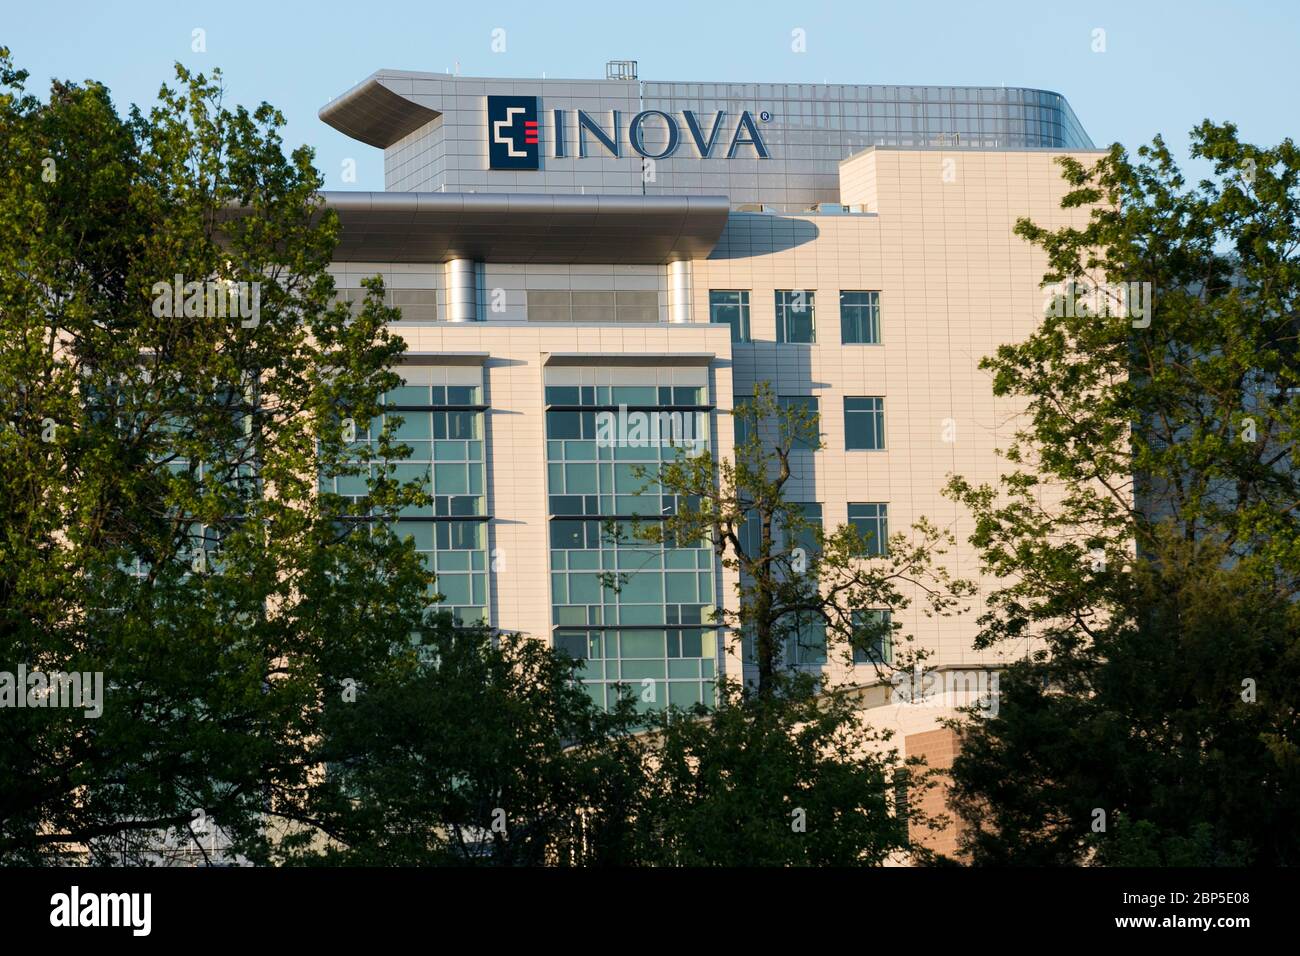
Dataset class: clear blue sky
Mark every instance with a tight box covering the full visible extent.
[3,0,1296,190]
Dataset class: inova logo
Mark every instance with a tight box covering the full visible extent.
[487,95,541,170]
[486,96,770,169]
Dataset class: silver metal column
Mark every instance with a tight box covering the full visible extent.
[668,259,693,324]
[445,258,477,323]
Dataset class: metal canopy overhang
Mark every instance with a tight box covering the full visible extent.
[399,351,491,366]
[320,192,731,265]
[319,76,441,148]
[543,352,716,367]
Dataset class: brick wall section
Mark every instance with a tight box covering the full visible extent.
[905,727,963,859]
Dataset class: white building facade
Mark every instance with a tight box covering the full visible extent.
[319,68,1102,819]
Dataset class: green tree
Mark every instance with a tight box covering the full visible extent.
[0,51,946,870]
[591,383,970,865]
[630,673,928,866]
[0,51,436,864]
[273,627,649,866]
[640,382,973,694]
[945,122,1300,865]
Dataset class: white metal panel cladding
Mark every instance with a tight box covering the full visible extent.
[319,69,1093,209]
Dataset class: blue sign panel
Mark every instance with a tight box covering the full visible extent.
[487,95,540,170]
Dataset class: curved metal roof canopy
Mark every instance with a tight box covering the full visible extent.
[319,76,440,148]
[320,192,731,265]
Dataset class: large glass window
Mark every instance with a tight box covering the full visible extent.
[786,610,827,666]
[845,396,885,450]
[775,290,816,343]
[848,502,888,556]
[738,509,762,558]
[840,291,881,344]
[709,290,751,343]
[782,504,823,666]
[851,609,893,664]
[546,376,717,712]
[322,377,489,625]
[544,385,706,407]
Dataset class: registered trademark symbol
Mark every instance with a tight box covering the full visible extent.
[759,110,772,122]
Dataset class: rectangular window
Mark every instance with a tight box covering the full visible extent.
[845,396,885,450]
[787,610,827,666]
[779,395,819,450]
[545,372,717,714]
[775,290,816,343]
[733,398,752,448]
[738,509,761,558]
[840,291,881,344]
[339,371,490,626]
[336,287,438,323]
[851,609,893,664]
[710,290,751,343]
[848,502,888,556]
[527,290,659,323]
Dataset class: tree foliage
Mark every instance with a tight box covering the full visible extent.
[641,383,973,694]
[0,50,427,864]
[945,122,1300,865]
[0,52,934,868]
[630,674,925,866]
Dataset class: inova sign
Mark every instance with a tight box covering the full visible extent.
[487,95,770,170]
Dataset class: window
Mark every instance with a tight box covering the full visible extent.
[775,290,815,343]
[733,398,753,448]
[326,374,491,626]
[710,290,751,343]
[786,609,827,665]
[738,509,762,558]
[778,395,819,450]
[335,287,438,323]
[848,502,888,556]
[545,374,718,713]
[840,291,880,344]
[527,290,659,323]
[845,396,885,450]
[851,609,893,664]
[544,385,705,407]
